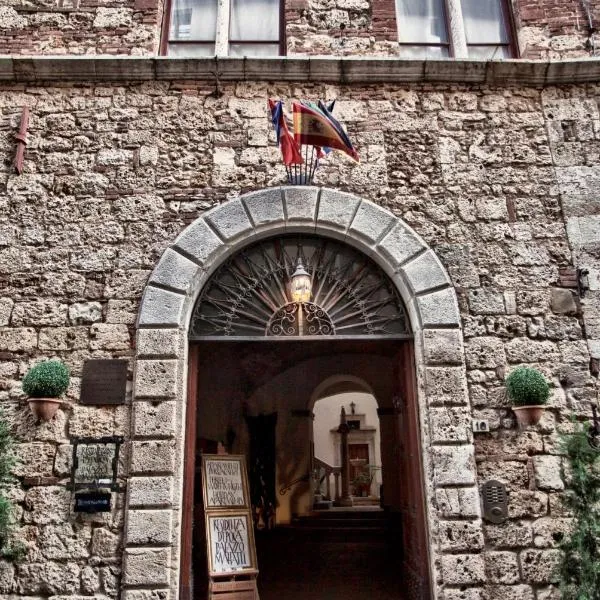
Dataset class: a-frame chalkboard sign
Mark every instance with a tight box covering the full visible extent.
[201,455,259,600]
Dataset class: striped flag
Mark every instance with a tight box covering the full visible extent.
[292,101,359,162]
[268,99,303,166]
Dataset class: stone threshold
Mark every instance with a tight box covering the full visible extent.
[0,55,599,86]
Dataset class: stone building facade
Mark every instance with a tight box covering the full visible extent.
[1,2,600,600]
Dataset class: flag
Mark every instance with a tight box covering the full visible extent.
[268,99,303,166]
[318,99,336,156]
[317,99,357,160]
[293,101,359,162]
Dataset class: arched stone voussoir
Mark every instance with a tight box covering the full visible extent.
[401,250,452,295]
[348,199,396,246]
[148,247,204,295]
[315,188,362,234]
[171,215,224,268]
[204,197,254,242]
[282,186,319,226]
[137,285,187,328]
[241,187,286,230]
[416,288,461,328]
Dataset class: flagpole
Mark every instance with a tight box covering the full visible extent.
[304,144,309,184]
[309,146,317,182]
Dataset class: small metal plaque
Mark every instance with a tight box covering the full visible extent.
[69,437,123,491]
[74,491,111,513]
[80,359,127,406]
[482,480,508,524]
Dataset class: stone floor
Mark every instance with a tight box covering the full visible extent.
[255,509,405,600]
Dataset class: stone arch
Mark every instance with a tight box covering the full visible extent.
[310,374,375,406]
[124,187,479,600]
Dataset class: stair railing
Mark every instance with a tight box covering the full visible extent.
[313,457,341,502]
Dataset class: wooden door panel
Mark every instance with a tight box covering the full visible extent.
[396,343,431,600]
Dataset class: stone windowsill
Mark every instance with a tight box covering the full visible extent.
[0,56,599,85]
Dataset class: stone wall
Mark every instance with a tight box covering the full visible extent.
[2,0,600,58]
[0,76,599,599]
[0,0,161,56]
[515,0,600,58]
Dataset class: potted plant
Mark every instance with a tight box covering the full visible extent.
[505,366,550,428]
[22,360,70,422]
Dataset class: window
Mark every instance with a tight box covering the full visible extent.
[166,0,282,57]
[395,0,514,59]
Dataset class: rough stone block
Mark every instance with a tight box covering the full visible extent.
[242,188,285,227]
[520,549,561,584]
[349,200,394,244]
[377,222,425,268]
[23,486,70,525]
[551,288,578,315]
[128,476,174,508]
[90,323,131,351]
[402,250,451,294]
[137,328,182,358]
[123,548,171,586]
[130,441,176,475]
[429,407,471,443]
[486,585,535,600]
[137,286,186,328]
[484,522,533,549]
[532,456,564,491]
[532,517,572,548]
[417,288,460,327]
[284,186,318,224]
[0,327,37,351]
[507,491,548,519]
[174,217,224,266]
[68,301,102,324]
[149,248,202,294]
[422,329,465,365]
[440,554,485,585]
[468,289,506,315]
[69,405,127,438]
[133,401,176,438]
[123,590,169,600]
[435,487,481,518]
[126,510,172,545]
[506,338,561,363]
[14,442,55,478]
[485,551,520,584]
[439,520,484,551]
[316,188,361,232]
[134,360,178,399]
[205,199,253,241]
[432,445,476,486]
[464,337,506,369]
[424,367,468,405]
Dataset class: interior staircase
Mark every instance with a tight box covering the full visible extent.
[255,508,404,600]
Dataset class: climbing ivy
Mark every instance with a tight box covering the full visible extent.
[559,425,600,600]
[0,412,24,561]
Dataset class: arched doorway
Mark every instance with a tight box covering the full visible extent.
[125,187,479,600]
[185,232,428,599]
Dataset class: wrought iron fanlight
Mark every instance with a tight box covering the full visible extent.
[190,235,411,339]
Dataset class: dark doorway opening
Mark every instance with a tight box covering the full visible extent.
[181,339,430,600]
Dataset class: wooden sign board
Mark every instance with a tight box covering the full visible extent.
[202,455,250,509]
[205,511,257,577]
[80,359,127,405]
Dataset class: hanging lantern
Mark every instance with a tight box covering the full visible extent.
[290,259,312,303]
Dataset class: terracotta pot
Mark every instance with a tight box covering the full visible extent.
[28,397,64,422]
[512,405,546,428]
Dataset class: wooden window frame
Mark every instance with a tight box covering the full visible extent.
[160,0,287,56]
[395,0,518,59]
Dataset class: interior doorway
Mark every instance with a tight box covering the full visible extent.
[182,339,430,600]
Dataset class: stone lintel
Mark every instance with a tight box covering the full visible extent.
[1,56,600,85]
